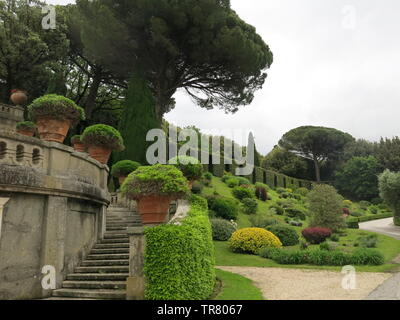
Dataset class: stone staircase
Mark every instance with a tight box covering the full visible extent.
[50,205,142,300]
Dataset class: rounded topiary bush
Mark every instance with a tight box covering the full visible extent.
[211,218,237,241]
[229,228,282,254]
[226,178,239,188]
[302,227,332,244]
[121,164,189,199]
[241,198,258,215]
[168,156,203,181]
[111,160,141,178]
[237,177,250,186]
[210,197,239,220]
[232,186,254,200]
[266,225,300,246]
[28,94,85,126]
[82,124,125,151]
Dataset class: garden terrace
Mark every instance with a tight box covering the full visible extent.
[0,119,110,299]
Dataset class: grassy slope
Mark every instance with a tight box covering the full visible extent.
[203,177,400,273]
[214,269,264,300]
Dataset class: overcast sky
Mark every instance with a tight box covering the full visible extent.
[48,0,400,154]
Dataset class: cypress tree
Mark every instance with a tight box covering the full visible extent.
[115,74,160,165]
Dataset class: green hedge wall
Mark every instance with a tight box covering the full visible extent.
[144,195,215,300]
[205,164,314,190]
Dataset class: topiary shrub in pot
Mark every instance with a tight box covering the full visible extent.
[28,94,85,143]
[168,156,203,188]
[16,121,36,137]
[111,160,141,185]
[121,164,189,225]
[71,135,85,152]
[82,124,124,164]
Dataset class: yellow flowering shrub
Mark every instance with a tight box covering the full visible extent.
[229,228,282,254]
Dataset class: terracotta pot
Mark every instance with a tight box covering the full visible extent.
[87,145,112,164]
[118,176,127,186]
[36,116,71,143]
[136,195,172,225]
[17,129,34,137]
[73,142,86,153]
[10,91,28,105]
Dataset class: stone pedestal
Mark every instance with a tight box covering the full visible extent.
[126,226,145,300]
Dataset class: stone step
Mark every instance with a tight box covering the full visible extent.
[86,253,129,260]
[75,266,129,273]
[105,229,130,234]
[52,289,126,300]
[66,273,129,281]
[62,281,126,290]
[106,221,140,225]
[91,248,129,254]
[106,218,141,222]
[100,238,129,244]
[81,259,129,267]
[94,243,129,249]
[103,233,129,239]
[106,227,127,231]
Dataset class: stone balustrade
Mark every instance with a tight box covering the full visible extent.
[0,109,111,299]
[0,103,24,131]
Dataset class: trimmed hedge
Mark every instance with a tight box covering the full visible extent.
[144,195,215,300]
[260,247,384,266]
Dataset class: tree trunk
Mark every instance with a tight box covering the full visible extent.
[313,157,321,182]
[84,69,102,121]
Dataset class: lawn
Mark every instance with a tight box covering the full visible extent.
[204,175,400,273]
[214,269,264,300]
[214,238,400,273]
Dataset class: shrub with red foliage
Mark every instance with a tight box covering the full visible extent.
[342,208,350,216]
[255,186,268,201]
[301,227,332,244]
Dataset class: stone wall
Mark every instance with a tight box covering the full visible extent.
[0,122,110,299]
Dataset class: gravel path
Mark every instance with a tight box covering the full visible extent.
[359,218,400,299]
[217,266,391,300]
[359,218,400,240]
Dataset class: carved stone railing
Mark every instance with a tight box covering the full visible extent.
[0,103,24,131]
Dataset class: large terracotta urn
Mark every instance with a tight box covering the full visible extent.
[36,116,71,143]
[136,195,172,225]
[72,141,86,153]
[87,145,112,164]
[10,90,28,106]
[17,129,35,137]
